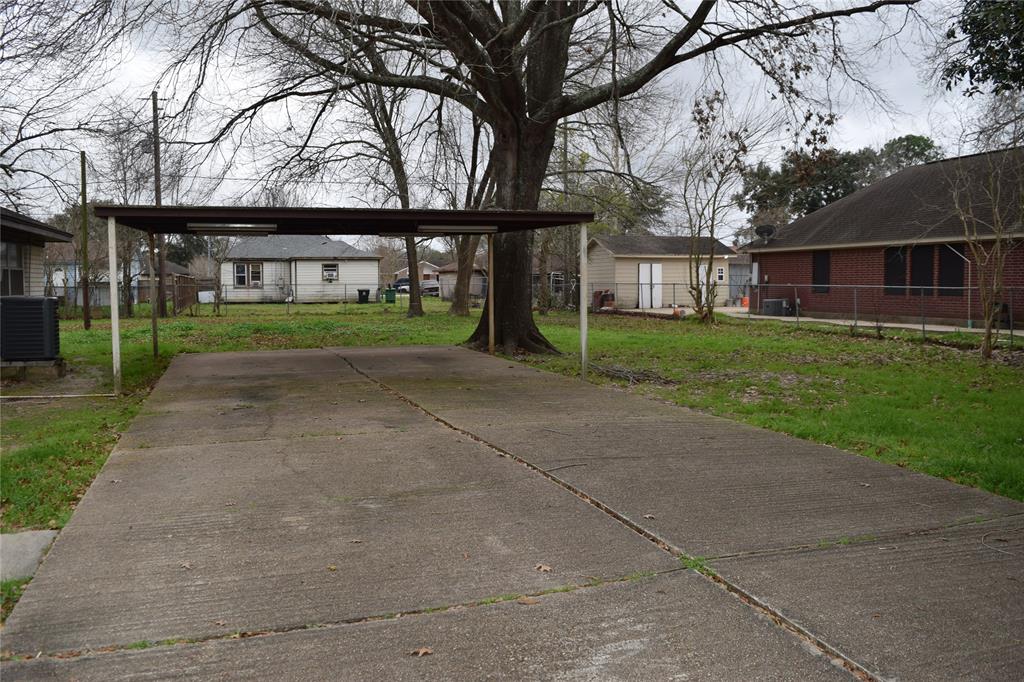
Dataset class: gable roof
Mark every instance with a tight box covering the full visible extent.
[745,146,1024,253]
[437,258,487,274]
[1,207,73,244]
[590,234,733,257]
[226,234,378,260]
[395,260,441,275]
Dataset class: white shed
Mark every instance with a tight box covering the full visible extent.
[587,235,736,309]
[221,235,380,303]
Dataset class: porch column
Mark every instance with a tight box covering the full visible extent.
[580,223,588,380]
[106,217,122,394]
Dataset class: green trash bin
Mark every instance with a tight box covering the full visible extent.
[384,288,396,304]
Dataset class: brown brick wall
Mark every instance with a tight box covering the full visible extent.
[749,243,1024,324]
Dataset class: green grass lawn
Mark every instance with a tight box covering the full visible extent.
[2,299,1022,538]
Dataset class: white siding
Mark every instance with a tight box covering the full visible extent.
[221,261,291,302]
[294,260,379,302]
[438,271,486,300]
[586,244,616,294]
[605,255,732,309]
[25,244,46,296]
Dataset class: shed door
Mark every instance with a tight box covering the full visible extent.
[638,262,662,308]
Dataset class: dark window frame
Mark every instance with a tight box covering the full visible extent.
[1,241,25,296]
[811,250,830,294]
[884,247,906,296]
[910,245,934,297]
[938,244,965,297]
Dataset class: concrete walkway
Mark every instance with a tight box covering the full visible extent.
[3,347,1021,680]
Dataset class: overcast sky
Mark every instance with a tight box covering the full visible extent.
[21,1,983,228]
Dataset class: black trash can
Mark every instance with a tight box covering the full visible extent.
[357,289,370,304]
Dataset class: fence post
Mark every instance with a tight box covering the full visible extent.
[853,286,858,334]
[920,288,926,340]
[1010,289,1015,349]
[794,286,799,325]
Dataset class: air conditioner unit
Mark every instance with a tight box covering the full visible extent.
[1,296,60,361]
[323,273,338,281]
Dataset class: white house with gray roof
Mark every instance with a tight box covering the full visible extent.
[222,235,380,303]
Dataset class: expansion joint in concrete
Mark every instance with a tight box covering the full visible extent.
[330,349,887,682]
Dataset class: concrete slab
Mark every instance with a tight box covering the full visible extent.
[2,571,847,681]
[0,531,57,581]
[6,345,1022,680]
[713,517,1024,680]
[1,352,675,654]
[338,346,1023,557]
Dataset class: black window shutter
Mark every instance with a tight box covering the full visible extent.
[938,244,965,296]
[884,247,906,295]
[812,251,830,293]
[910,245,934,296]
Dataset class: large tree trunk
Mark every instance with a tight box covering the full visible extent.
[466,122,560,353]
[449,234,480,316]
[405,236,423,317]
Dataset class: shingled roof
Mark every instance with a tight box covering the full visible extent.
[745,146,1024,253]
[590,234,733,257]
[226,235,378,260]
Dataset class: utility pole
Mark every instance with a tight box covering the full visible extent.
[152,90,168,318]
[80,150,91,330]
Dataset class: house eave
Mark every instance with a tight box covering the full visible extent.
[744,232,1024,254]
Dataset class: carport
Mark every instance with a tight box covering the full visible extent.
[92,205,594,392]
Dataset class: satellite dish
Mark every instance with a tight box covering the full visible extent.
[754,224,776,241]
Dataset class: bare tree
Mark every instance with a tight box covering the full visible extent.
[679,92,774,321]
[12,0,921,351]
[945,147,1023,360]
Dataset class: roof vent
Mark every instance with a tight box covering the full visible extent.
[754,224,776,243]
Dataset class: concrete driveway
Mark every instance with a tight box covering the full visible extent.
[3,347,1021,680]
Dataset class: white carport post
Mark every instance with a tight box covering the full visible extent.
[106,216,122,394]
[487,234,495,354]
[579,222,588,381]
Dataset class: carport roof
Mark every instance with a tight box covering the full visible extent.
[93,204,594,235]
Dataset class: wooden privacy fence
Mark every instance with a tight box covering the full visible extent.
[137,273,200,315]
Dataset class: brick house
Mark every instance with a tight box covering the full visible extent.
[744,147,1023,326]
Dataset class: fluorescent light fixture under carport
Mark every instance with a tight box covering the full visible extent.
[416,225,497,234]
[187,223,277,235]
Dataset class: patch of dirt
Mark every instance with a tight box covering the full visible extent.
[1,360,104,396]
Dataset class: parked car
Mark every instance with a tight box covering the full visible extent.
[395,279,439,296]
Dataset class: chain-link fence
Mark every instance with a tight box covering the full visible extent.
[585,278,746,311]
[745,282,1020,331]
[49,278,200,319]
[578,279,1019,342]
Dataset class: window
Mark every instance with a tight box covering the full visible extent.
[716,267,725,282]
[938,244,965,296]
[1,241,25,296]
[322,263,339,281]
[910,245,934,296]
[884,247,906,295]
[811,251,830,293]
[233,262,262,288]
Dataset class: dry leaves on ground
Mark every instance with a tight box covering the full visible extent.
[410,647,433,657]
[535,563,552,573]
